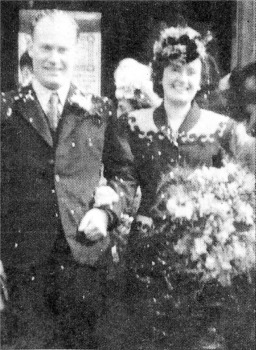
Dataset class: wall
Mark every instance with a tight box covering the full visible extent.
[231,0,255,69]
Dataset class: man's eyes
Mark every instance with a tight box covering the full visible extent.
[41,45,68,54]
[170,65,181,72]
[58,47,68,54]
[170,66,197,75]
[42,45,52,51]
[187,68,197,75]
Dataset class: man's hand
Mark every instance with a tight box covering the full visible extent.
[78,208,109,241]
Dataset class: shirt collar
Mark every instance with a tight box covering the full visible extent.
[153,101,201,134]
[32,78,70,113]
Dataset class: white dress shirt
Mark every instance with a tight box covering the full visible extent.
[32,78,70,116]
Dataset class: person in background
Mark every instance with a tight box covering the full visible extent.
[114,57,162,118]
[19,51,33,87]
[95,58,162,280]
[1,10,115,349]
[112,57,162,215]
[195,53,227,114]
[223,62,256,137]
[84,25,255,349]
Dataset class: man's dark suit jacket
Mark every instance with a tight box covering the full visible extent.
[1,84,113,269]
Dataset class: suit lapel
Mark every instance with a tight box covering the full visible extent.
[17,86,53,147]
[57,84,83,143]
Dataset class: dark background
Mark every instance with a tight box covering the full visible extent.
[1,1,236,99]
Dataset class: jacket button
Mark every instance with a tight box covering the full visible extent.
[55,174,60,182]
[48,159,54,165]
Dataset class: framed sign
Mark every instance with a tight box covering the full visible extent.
[19,10,102,95]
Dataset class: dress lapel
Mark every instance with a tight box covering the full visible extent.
[17,86,53,147]
[178,102,201,134]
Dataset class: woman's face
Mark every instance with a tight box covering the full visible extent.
[162,58,202,106]
[117,98,134,118]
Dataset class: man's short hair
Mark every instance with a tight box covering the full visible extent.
[30,9,79,40]
[20,51,33,71]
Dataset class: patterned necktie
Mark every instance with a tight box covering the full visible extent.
[47,92,60,130]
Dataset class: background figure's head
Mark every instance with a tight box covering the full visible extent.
[28,10,79,90]
[114,58,162,118]
[19,51,33,87]
[227,62,256,136]
[151,25,213,106]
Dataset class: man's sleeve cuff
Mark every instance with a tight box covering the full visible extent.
[104,208,118,231]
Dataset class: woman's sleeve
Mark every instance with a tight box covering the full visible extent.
[102,114,139,223]
[226,119,255,172]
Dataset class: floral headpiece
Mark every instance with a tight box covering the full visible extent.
[153,26,207,64]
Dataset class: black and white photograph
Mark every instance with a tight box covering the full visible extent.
[1,1,255,349]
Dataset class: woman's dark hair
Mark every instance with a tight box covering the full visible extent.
[152,55,214,98]
[151,26,219,99]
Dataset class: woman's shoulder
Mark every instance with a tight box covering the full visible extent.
[128,107,158,134]
[199,108,231,124]
[190,108,233,136]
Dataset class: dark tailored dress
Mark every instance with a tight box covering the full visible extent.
[1,84,113,349]
[103,102,250,220]
[102,102,254,349]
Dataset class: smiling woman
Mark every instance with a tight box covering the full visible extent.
[101,23,255,350]
[151,26,207,130]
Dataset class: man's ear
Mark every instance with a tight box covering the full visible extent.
[27,39,33,59]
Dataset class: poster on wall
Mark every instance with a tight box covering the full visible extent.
[19,10,102,95]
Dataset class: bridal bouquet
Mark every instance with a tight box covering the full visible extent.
[125,162,255,346]
[152,161,255,287]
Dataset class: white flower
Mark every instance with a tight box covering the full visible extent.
[232,241,247,260]
[94,186,119,208]
[217,230,231,245]
[193,237,207,256]
[69,92,93,113]
[205,255,216,270]
[197,193,215,216]
[235,201,254,225]
[167,196,194,220]
[174,236,190,255]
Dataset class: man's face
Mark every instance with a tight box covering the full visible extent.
[29,16,77,90]
[162,58,201,106]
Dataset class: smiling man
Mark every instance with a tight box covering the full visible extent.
[30,11,77,91]
[1,10,114,349]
